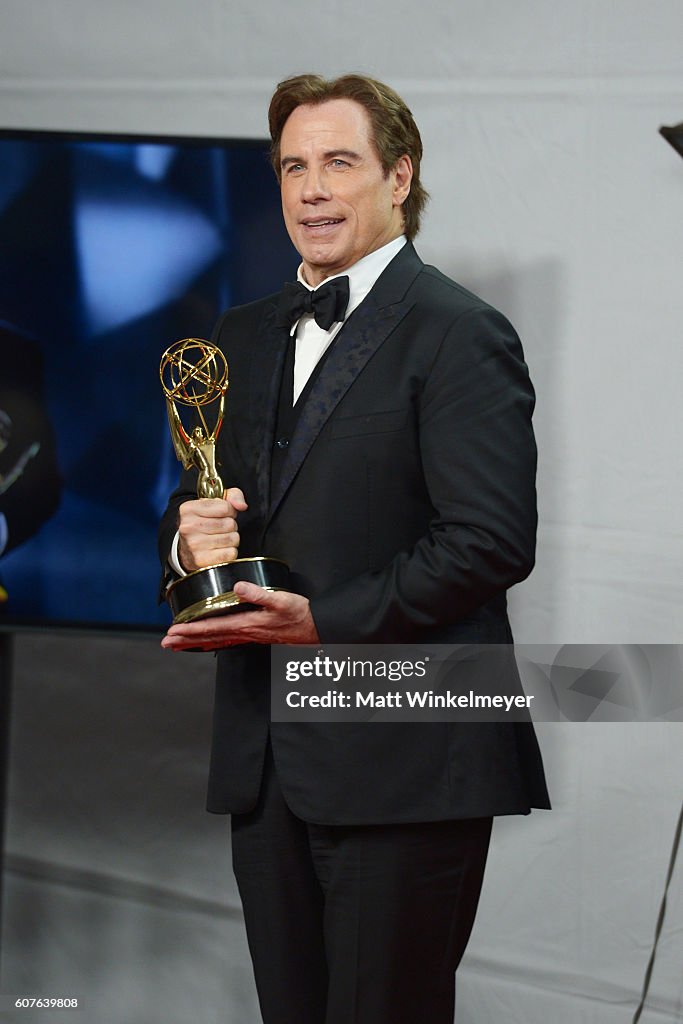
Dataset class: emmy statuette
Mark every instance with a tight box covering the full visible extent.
[160,338,291,624]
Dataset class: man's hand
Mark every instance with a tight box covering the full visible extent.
[161,581,320,651]
[177,487,247,572]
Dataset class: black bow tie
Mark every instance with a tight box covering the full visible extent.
[276,276,350,332]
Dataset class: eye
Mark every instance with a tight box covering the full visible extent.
[330,158,349,169]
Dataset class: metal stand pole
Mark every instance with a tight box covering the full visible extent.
[0,631,14,971]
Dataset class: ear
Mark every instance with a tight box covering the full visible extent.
[392,155,413,207]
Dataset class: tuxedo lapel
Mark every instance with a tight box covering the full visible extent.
[267,243,423,521]
[248,299,290,523]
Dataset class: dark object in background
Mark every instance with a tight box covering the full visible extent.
[0,326,61,556]
[659,121,683,160]
[0,130,295,631]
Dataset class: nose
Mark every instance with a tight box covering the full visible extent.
[300,166,331,203]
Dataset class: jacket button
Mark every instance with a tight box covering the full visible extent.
[276,437,289,449]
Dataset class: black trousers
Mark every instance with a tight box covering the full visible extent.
[230,745,492,1024]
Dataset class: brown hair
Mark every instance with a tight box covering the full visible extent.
[268,73,429,241]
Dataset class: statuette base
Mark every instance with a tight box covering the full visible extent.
[167,556,292,625]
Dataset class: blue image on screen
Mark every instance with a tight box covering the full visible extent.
[0,131,296,630]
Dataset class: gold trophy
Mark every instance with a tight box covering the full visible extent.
[160,338,291,624]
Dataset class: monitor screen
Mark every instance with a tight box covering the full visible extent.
[0,129,296,631]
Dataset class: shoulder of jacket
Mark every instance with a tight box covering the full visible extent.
[408,263,522,356]
[415,264,498,317]
[212,291,280,337]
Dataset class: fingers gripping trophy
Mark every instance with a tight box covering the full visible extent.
[160,338,291,624]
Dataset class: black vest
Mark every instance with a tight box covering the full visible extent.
[270,326,340,493]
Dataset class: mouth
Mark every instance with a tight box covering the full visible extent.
[301,217,344,231]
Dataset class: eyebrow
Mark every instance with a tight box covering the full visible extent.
[280,149,362,169]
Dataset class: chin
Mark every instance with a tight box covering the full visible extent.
[305,251,345,273]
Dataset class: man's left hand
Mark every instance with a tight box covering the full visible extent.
[161,581,320,651]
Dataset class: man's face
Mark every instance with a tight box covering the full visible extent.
[279,99,412,286]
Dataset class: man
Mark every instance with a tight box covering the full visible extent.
[159,73,549,1024]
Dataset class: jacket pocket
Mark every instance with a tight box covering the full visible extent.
[330,409,408,439]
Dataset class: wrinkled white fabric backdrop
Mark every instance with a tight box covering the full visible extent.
[1,2,682,1022]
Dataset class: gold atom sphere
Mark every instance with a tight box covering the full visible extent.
[160,338,229,407]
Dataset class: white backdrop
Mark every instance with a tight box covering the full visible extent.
[1,2,682,1022]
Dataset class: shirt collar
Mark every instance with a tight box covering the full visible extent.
[293,235,406,333]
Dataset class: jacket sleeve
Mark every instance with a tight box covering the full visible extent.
[308,306,537,642]
[156,467,198,602]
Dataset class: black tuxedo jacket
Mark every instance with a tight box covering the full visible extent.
[159,243,550,822]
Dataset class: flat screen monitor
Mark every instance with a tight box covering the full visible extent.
[0,129,296,631]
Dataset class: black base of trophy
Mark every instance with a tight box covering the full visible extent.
[166,556,292,625]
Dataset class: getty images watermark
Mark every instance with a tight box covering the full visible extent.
[271,645,683,722]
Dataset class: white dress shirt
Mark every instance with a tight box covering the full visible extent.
[169,235,406,576]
